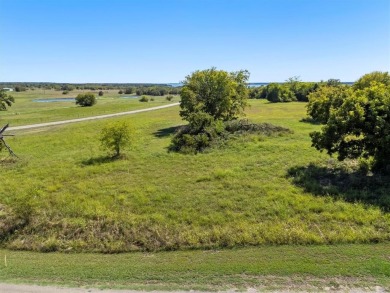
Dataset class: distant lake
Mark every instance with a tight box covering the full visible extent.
[167,82,353,88]
[167,82,275,88]
[33,98,75,103]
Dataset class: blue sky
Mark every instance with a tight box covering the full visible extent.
[0,0,389,83]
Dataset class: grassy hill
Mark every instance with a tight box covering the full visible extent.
[0,99,389,252]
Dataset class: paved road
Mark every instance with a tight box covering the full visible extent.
[8,103,180,131]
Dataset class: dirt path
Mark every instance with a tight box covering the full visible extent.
[0,283,239,293]
[0,283,384,293]
[7,103,180,131]
[0,283,195,293]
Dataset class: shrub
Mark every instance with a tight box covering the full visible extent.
[100,121,133,157]
[249,87,266,99]
[62,90,69,95]
[166,95,174,101]
[170,115,291,154]
[14,86,26,92]
[118,90,123,94]
[139,96,149,102]
[75,93,96,107]
[125,88,134,94]
[98,91,104,96]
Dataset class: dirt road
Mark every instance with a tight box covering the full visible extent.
[8,103,180,131]
[0,283,384,293]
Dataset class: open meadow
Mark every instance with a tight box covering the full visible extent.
[0,94,389,290]
[0,89,177,126]
[1,96,389,251]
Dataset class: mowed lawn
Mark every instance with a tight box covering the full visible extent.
[1,243,389,290]
[0,99,389,253]
[0,89,177,126]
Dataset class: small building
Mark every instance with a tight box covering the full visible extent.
[2,88,14,92]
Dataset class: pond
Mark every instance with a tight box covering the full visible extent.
[33,98,76,103]
[121,96,140,99]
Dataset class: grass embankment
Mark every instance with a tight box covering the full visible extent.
[0,89,177,126]
[1,244,389,291]
[0,100,389,252]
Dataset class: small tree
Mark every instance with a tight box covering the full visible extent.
[100,121,133,157]
[98,90,104,96]
[75,93,96,107]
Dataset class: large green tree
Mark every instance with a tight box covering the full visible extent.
[179,68,249,122]
[309,72,390,170]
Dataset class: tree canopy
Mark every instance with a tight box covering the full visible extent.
[308,71,390,170]
[0,90,15,111]
[353,71,390,90]
[100,121,133,157]
[179,68,249,122]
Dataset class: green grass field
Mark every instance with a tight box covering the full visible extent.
[1,244,389,291]
[1,96,389,253]
[1,92,389,290]
[0,89,177,126]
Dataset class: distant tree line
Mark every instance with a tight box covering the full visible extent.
[248,78,348,102]
[0,82,182,93]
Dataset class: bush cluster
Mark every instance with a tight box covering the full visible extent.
[249,80,320,103]
[136,86,180,96]
[75,93,97,107]
[139,96,149,102]
[170,114,291,154]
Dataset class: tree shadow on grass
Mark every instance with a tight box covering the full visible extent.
[299,117,321,125]
[153,126,182,138]
[287,162,390,212]
[81,155,122,166]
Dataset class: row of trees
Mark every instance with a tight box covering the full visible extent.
[134,86,180,96]
[248,78,346,103]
